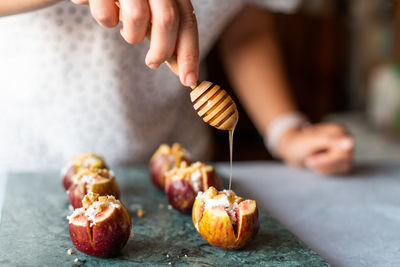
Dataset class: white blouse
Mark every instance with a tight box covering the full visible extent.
[0,0,299,172]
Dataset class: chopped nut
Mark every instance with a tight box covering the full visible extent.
[98,196,108,202]
[137,209,146,218]
[74,258,79,263]
[129,204,143,213]
[82,192,99,209]
[67,248,73,255]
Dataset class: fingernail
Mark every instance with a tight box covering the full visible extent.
[184,72,197,87]
[148,63,160,69]
[339,138,353,150]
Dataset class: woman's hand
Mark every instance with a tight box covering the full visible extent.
[71,0,199,87]
[277,123,354,175]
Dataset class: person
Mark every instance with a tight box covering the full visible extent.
[0,0,353,175]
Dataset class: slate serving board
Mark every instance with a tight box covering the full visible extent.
[0,167,328,266]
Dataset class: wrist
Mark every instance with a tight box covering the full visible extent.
[264,111,309,158]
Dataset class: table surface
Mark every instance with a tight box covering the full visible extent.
[2,161,400,267]
[217,161,400,267]
[0,167,327,267]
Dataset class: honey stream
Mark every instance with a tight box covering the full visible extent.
[228,127,235,190]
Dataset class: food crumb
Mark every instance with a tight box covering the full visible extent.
[129,203,143,213]
[185,254,187,257]
[137,209,146,218]
[166,254,170,258]
[168,204,172,210]
[74,258,79,263]
[130,229,134,238]
[168,263,171,265]
[67,248,73,255]
[159,203,164,209]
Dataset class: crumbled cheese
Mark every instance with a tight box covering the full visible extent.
[74,258,79,263]
[195,191,203,199]
[204,195,238,225]
[190,170,202,192]
[222,189,231,197]
[67,208,86,223]
[167,204,172,210]
[166,254,170,258]
[185,254,188,257]
[204,195,230,210]
[67,201,121,227]
[67,248,73,255]
[81,175,96,192]
[83,157,97,168]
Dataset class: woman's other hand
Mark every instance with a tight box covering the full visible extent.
[277,123,354,175]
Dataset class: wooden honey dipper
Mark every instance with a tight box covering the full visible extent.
[167,57,239,130]
[115,2,238,130]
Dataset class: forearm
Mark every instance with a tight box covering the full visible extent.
[218,6,297,135]
[0,0,62,17]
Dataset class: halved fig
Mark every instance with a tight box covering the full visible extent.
[165,162,222,214]
[149,143,191,190]
[68,168,120,209]
[67,192,132,257]
[62,153,107,190]
[192,187,259,249]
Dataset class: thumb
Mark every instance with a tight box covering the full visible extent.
[336,137,354,152]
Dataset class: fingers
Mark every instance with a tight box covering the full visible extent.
[174,0,199,87]
[89,0,119,28]
[119,0,150,44]
[305,136,354,175]
[146,0,180,69]
[305,149,352,175]
[71,0,89,5]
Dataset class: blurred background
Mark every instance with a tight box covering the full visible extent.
[209,0,400,162]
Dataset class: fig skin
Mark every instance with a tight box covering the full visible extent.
[62,166,76,190]
[69,201,132,257]
[62,153,107,190]
[149,154,171,191]
[192,187,259,250]
[165,163,222,214]
[149,144,191,191]
[166,179,197,214]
